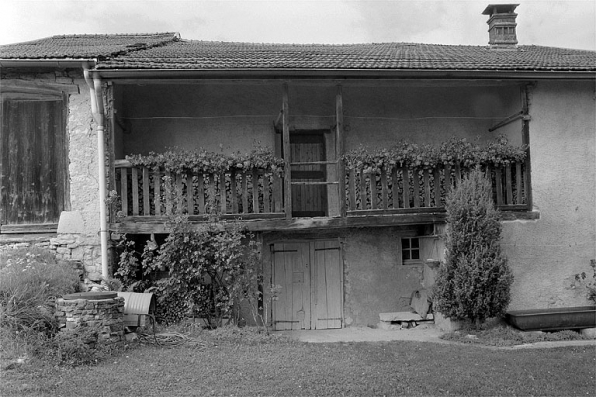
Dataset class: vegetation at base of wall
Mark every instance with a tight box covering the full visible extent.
[0,247,81,334]
[342,136,527,172]
[0,247,124,367]
[114,214,264,328]
[433,168,514,327]
[126,145,284,176]
[570,259,596,304]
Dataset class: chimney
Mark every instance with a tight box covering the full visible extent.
[482,4,519,48]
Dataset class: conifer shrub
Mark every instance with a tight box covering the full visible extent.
[434,168,514,327]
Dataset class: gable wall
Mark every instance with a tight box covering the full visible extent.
[502,80,596,309]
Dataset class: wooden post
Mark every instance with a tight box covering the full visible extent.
[197,174,205,214]
[153,171,161,216]
[186,173,194,215]
[282,83,292,219]
[120,168,128,216]
[143,167,150,216]
[522,84,533,208]
[336,85,346,218]
[252,169,260,214]
[131,167,139,215]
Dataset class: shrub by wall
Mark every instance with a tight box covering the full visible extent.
[434,168,514,327]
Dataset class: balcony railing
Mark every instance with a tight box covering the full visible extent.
[113,160,285,220]
[113,159,529,223]
[345,162,529,214]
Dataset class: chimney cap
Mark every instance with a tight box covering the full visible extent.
[482,4,519,16]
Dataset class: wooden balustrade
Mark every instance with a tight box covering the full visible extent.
[345,161,529,215]
[114,161,284,219]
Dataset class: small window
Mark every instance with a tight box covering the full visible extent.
[401,237,421,264]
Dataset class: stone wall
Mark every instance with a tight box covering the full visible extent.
[1,69,103,282]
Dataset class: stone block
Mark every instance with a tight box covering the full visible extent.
[434,312,463,333]
[57,211,85,234]
[580,328,596,339]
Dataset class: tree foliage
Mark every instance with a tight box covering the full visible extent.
[434,168,514,326]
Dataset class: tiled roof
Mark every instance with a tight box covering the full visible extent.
[0,33,180,59]
[1,34,594,72]
[97,41,596,72]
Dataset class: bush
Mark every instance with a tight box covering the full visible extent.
[115,215,262,328]
[0,247,81,334]
[434,168,514,327]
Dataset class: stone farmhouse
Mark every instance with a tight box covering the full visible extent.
[1,4,594,328]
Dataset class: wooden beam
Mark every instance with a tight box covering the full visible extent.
[282,83,292,219]
[522,84,533,209]
[336,85,346,218]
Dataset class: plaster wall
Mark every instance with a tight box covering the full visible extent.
[117,81,523,158]
[502,80,596,309]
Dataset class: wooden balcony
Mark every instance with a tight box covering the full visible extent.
[111,159,536,234]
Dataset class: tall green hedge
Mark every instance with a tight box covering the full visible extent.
[434,168,514,327]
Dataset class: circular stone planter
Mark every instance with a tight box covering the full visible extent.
[55,291,125,346]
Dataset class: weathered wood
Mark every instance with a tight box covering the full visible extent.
[0,223,59,234]
[252,169,260,214]
[348,169,356,211]
[433,168,441,207]
[153,171,161,216]
[131,167,139,215]
[454,164,461,185]
[515,162,523,204]
[336,85,346,218]
[219,172,227,213]
[413,169,421,207]
[423,169,430,207]
[282,83,292,219]
[230,170,238,214]
[143,168,150,216]
[495,167,503,206]
[197,174,205,214]
[272,174,282,213]
[359,171,367,210]
[165,171,173,215]
[263,174,271,213]
[120,168,128,216]
[444,164,452,192]
[381,168,388,210]
[186,173,194,215]
[505,164,513,204]
[369,173,377,210]
[392,169,399,209]
[242,173,249,213]
[402,168,410,209]
[208,173,216,212]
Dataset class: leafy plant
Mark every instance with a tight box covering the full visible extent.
[126,145,284,176]
[342,136,527,173]
[433,167,514,327]
[115,214,263,328]
[570,259,596,304]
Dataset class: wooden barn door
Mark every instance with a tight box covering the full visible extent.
[290,132,327,217]
[1,98,68,226]
[272,240,343,330]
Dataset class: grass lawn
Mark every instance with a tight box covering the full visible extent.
[1,333,595,397]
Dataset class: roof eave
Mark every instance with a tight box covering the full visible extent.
[0,59,97,68]
[95,68,596,80]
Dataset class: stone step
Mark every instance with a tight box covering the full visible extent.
[379,312,434,322]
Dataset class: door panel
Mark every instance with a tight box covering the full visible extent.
[272,240,342,330]
[313,241,342,329]
[290,133,327,217]
[272,243,311,330]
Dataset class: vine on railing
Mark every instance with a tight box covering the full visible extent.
[126,146,285,176]
[342,136,527,174]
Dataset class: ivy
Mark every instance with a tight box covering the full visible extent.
[342,136,527,173]
[126,145,284,176]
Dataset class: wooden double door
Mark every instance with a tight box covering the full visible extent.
[271,240,343,330]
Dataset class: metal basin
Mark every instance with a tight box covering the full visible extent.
[506,306,596,331]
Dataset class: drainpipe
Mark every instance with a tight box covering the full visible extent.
[82,63,109,279]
